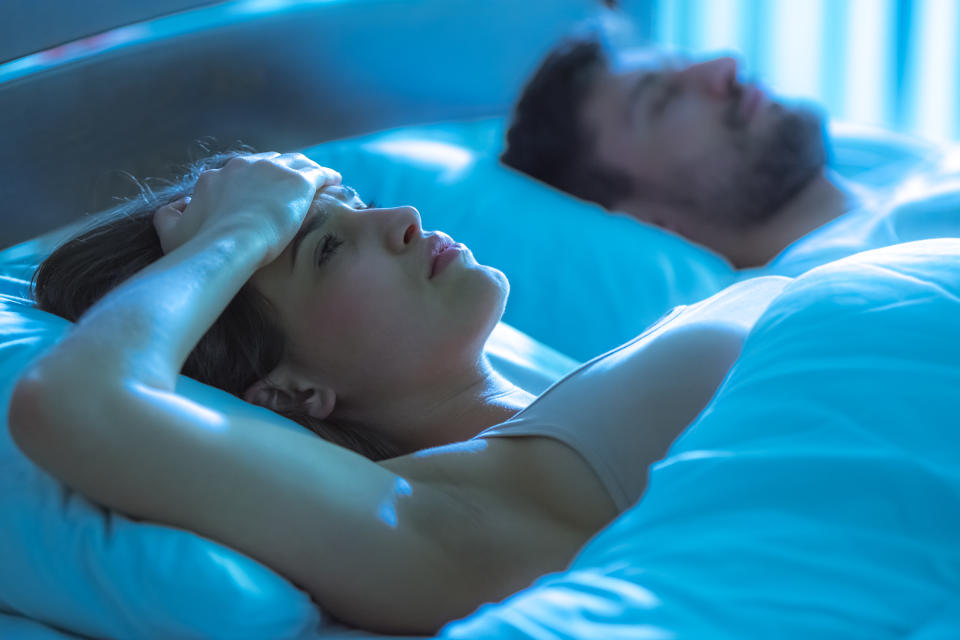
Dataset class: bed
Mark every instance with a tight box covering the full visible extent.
[2,1,959,638]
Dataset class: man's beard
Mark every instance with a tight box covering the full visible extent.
[722,100,829,227]
[657,99,829,230]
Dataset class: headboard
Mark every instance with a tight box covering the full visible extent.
[0,0,601,249]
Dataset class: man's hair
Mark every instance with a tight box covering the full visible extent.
[32,152,401,461]
[501,34,633,210]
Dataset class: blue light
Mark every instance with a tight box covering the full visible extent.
[845,0,895,128]
[907,0,959,141]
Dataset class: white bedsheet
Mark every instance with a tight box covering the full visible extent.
[435,239,960,640]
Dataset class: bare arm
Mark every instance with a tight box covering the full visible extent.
[7,155,477,633]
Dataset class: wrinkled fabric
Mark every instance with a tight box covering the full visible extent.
[441,240,960,640]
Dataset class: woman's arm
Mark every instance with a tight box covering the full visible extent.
[7,155,477,633]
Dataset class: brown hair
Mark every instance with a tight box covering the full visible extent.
[32,152,401,461]
[501,33,634,210]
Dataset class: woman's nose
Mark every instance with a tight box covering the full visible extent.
[371,205,422,251]
[679,56,739,97]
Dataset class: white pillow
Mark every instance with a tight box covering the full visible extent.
[0,233,573,639]
[438,239,960,639]
[304,119,737,361]
[828,120,942,190]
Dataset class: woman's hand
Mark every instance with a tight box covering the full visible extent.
[154,152,341,267]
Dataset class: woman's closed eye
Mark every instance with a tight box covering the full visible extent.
[315,233,344,268]
[311,198,379,268]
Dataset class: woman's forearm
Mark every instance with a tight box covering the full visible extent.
[16,153,337,433]
[33,226,269,392]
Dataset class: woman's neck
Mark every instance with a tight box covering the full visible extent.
[418,371,534,449]
[335,361,535,454]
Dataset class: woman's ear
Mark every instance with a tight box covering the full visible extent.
[243,373,336,420]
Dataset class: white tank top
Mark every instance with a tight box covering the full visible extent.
[474,276,791,511]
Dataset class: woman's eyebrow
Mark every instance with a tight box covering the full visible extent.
[290,207,330,270]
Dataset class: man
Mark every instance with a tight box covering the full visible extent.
[502,34,891,271]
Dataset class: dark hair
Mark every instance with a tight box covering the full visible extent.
[32,152,402,461]
[501,34,634,210]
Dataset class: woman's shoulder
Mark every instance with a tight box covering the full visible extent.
[380,435,616,610]
[383,435,617,534]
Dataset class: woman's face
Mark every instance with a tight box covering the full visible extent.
[251,185,509,410]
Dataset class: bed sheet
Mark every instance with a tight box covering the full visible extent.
[434,239,960,639]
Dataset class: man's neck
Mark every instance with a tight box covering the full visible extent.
[724,170,862,268]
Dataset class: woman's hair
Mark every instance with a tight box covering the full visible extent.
[33,152,402,461]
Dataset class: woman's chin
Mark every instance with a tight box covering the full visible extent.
[482,265,510,302]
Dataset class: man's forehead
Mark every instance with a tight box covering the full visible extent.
[607,47,683,75]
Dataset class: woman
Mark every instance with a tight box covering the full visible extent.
[9,152,788,634]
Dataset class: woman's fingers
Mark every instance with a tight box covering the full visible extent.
[225,152,341,185]
[271,152,343,189]
[320,166,343,188]
[153,152,342,258]
[153,197,191,254]
[303,165,343,191]
[153,200,186,254]
[169,196,191,213]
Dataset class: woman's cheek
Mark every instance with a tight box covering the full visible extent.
[323,269,394,333]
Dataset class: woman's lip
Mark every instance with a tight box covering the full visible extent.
[430,243,466,278]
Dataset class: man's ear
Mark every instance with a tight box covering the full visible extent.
[242,364,336,419]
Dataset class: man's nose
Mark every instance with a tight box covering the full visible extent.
[678,56,739,98]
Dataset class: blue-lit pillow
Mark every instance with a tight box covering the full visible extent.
[0,246,325,638]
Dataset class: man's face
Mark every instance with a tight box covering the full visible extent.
[581,52,827,234]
